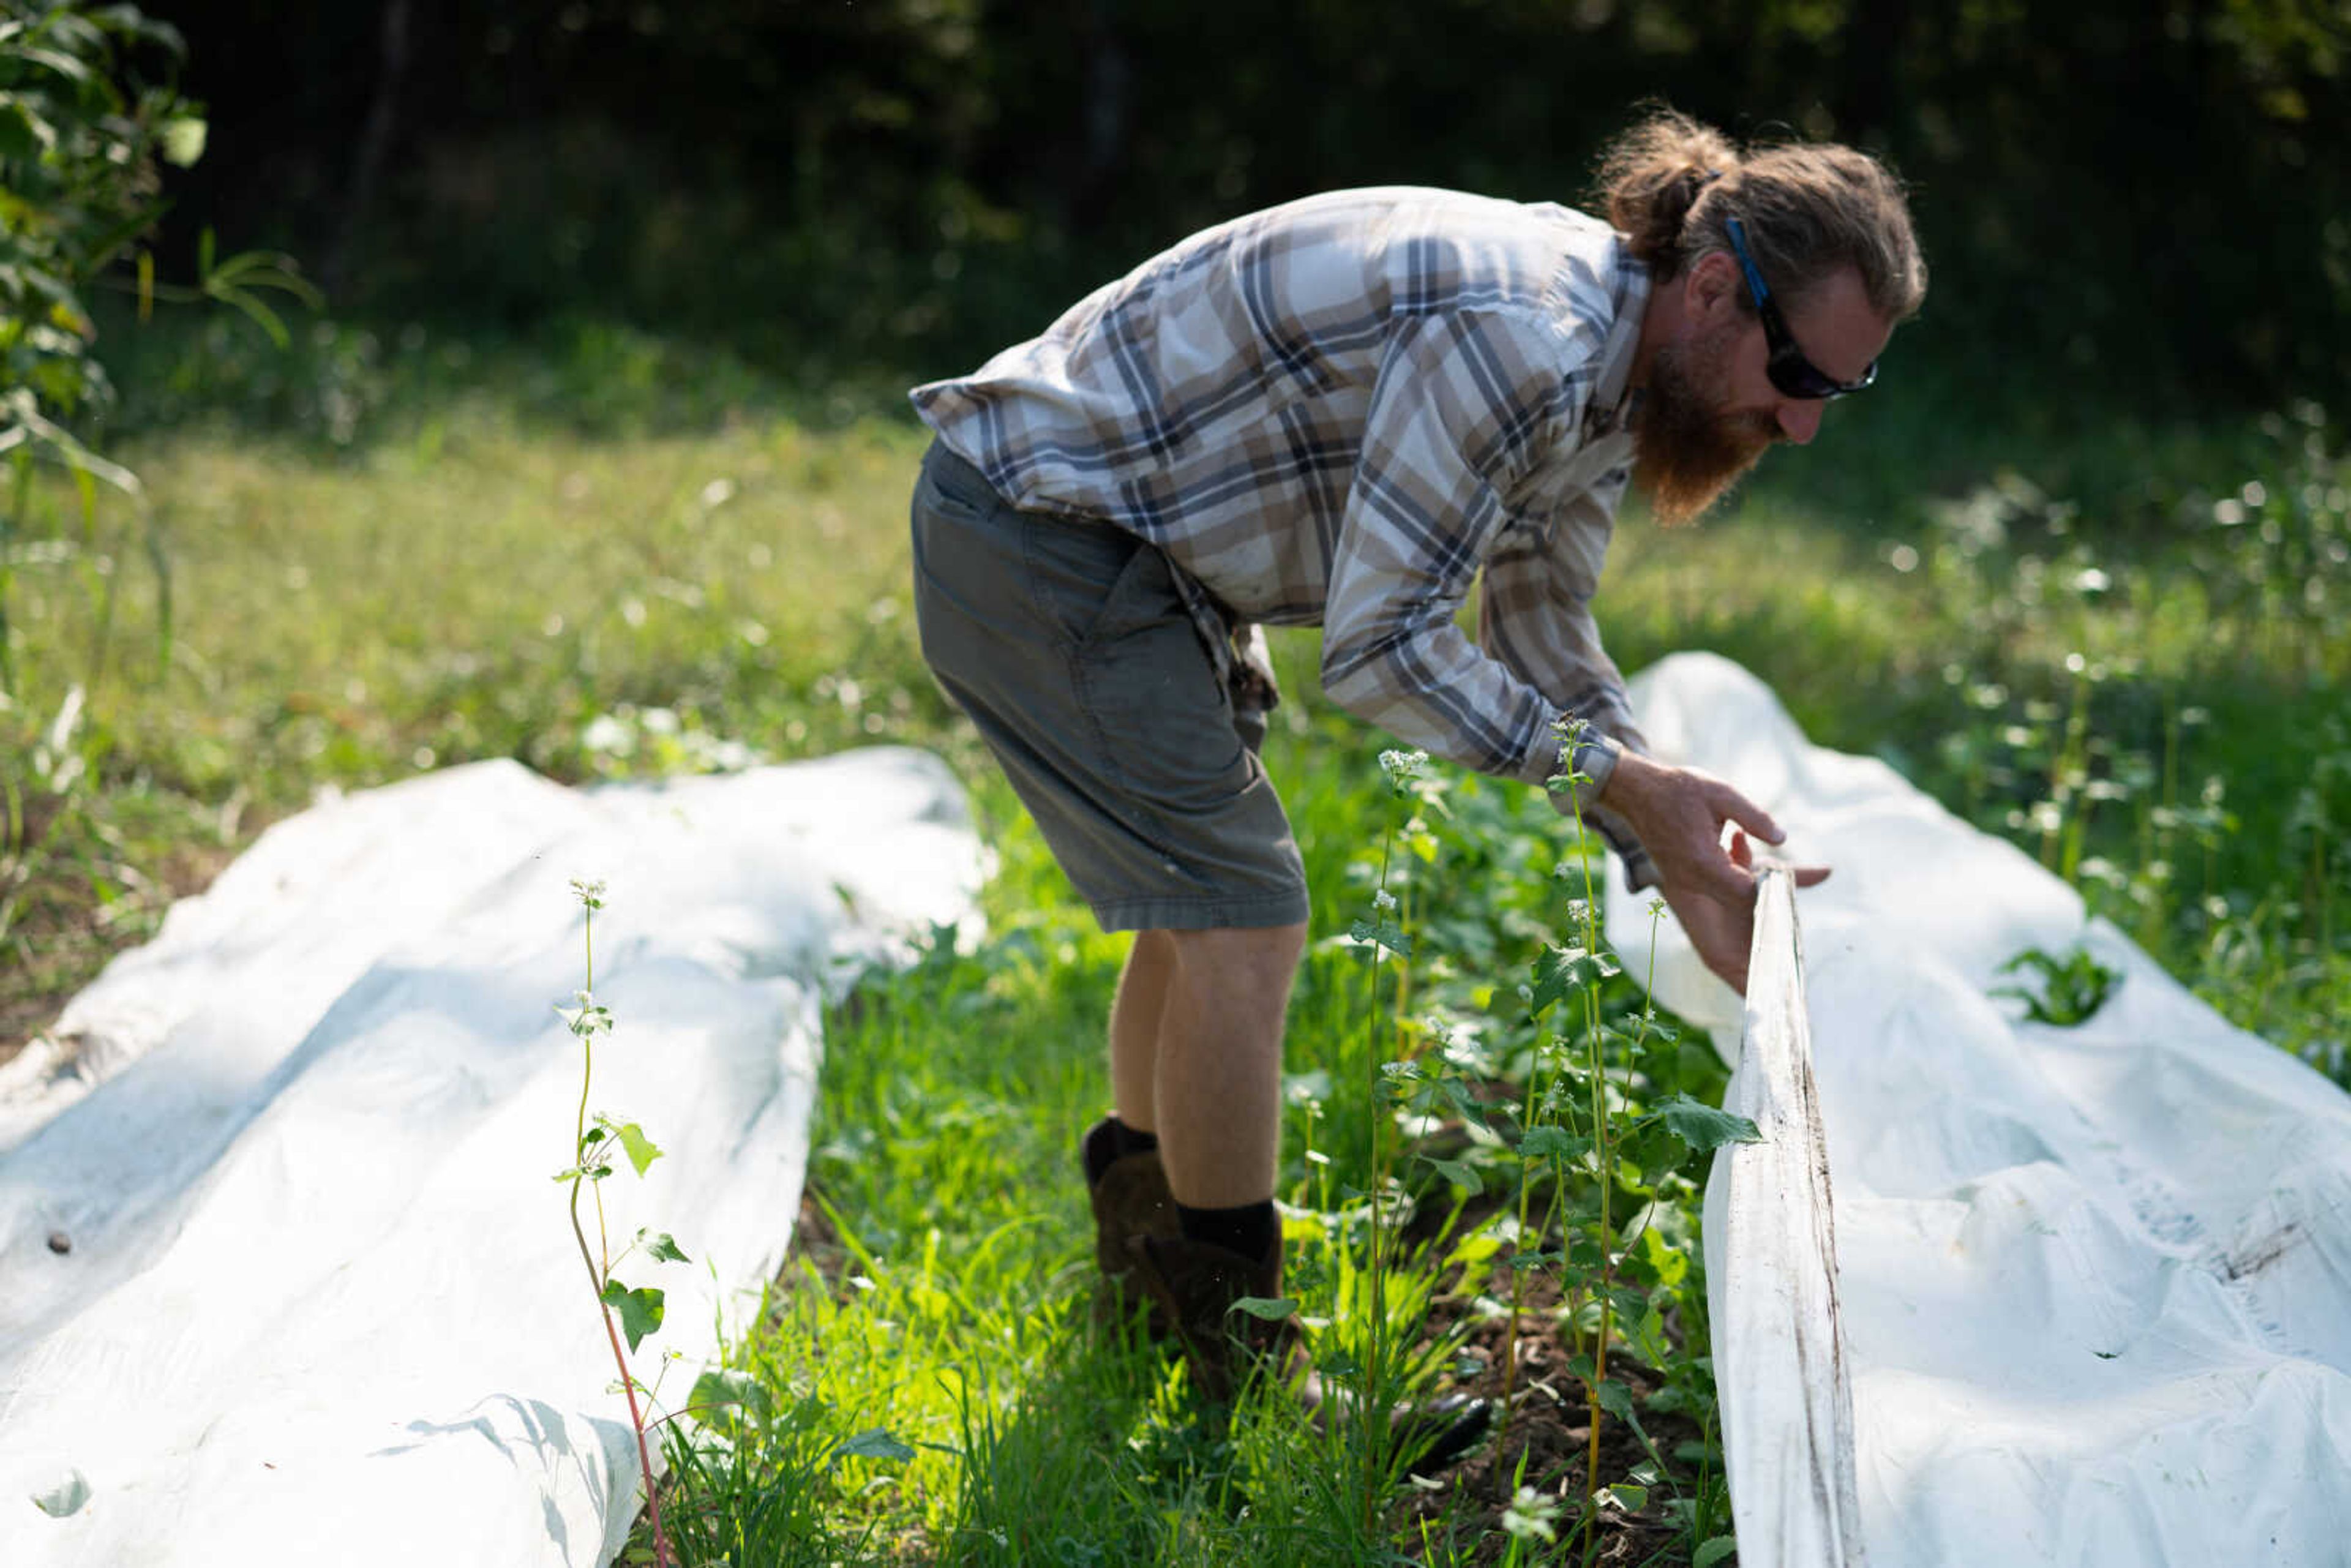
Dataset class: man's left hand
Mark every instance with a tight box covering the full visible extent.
[1654,826,1829,995]
[1594,751,1829,994]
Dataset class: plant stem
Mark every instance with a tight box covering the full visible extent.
[564,899,672,1567]
[1563,770,1615,1562]
[1363,815,1398,1531]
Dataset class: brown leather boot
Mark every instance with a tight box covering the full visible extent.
[1123,1229,1491,1477]
[1082,1117,1178,1334]
[1123,1229,1296,1404]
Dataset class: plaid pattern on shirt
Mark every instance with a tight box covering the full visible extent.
[911,186,1659,885]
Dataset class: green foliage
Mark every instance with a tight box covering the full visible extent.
[0,2,315,700]
[135,1,2351,415]
[558,880,686,1565]
[0,1,188,445]
[601,1278,667,1353]
[1641,1093,1765,1157]
[1995,947,2124,1029]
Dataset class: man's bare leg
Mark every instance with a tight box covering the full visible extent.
[1152,922,1308,1210]
[1109,930,1177,1135]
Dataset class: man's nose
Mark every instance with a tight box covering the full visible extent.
[1776,399,1825,445]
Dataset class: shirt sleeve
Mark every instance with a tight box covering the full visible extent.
[1319,307,1635,814]
[1479,481,1659,890]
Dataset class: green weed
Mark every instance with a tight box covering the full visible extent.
[554,878,690,1567]
[1993,946,2124,1028]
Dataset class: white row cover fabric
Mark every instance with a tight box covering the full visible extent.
[1607,653,2351,1568]
[1710,868,1867,1567]
[0,751,986,1568]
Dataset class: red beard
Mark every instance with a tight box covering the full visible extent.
[1632,326,1779,527]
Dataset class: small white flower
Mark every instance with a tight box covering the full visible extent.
[1374,888,1398,912]
[1502,1485,1562,1544]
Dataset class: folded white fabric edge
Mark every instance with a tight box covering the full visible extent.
[1708,868,1868,1568]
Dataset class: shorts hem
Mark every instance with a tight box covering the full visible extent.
[1091,888,1311,933]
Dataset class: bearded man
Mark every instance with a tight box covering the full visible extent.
[904,108,1927,1430]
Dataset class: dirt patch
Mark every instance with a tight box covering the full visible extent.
[1402,1263,1712,1564]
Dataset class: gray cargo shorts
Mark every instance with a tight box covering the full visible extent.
[909,440,1310,932]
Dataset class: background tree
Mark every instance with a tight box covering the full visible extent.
[126,0,2351,409]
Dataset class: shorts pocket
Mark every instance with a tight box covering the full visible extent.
[1021,514,1156,647]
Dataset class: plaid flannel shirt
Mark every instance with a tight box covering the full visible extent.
[910,186,1659,886]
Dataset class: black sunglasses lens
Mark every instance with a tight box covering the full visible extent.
[1766,343,1834,399]
[1768,342,1874,400]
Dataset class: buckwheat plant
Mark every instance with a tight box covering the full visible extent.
[1344,746,1431,1524]
[1526,719,1757,1562]
[555,879,689,1568]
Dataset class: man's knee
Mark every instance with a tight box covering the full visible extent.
[1161,922,1308,989]
[1131,928,1180,970]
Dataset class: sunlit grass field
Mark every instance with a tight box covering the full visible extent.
[2,327,2344,1562]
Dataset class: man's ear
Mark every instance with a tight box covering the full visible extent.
[1684,249,1741,322]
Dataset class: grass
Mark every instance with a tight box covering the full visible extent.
[2,320,2345,1561]
[658,717,1738,1566]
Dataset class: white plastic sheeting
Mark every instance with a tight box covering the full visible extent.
[0,750,985,1568]
[1608,653,2351,1568]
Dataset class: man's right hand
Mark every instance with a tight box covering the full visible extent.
[1594,749,1829,994]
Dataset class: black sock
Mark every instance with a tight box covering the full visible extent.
[1082,1115,1160,1187]
[1177,1198,1278,1261]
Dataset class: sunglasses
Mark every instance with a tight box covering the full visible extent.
[1724,216,1877,400]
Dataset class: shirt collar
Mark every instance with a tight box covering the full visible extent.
[1592,252,1652,430]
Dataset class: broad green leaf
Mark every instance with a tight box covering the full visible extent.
[1228,1295,1297,1321]
[1592,1377,1646,1437]
[835,1427,916,1462]
[1519,1125,1586,1162]
[1639,1223,1689,1288]
[687,1367,771,1428]
[1695,1537,1739,1568]
[1423,1072,1490,1129]
[1528,943,1616,1018]
[1599,1482,1648,1512]
[600,1279,665,1351]
[1648,1092,1764,1153]
[602,1119,662,1176]
[1348,915,1412,956]
[643,1231,689,1264]
[1419,1153,1482,1194]
[1606,1283,1653,1325]
[1626,1304,1674,1368]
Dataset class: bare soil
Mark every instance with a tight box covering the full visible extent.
[1403,1264,1712,1564]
